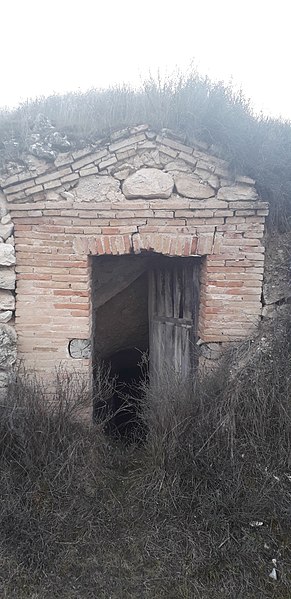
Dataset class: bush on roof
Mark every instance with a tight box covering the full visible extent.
[0,70,291,229]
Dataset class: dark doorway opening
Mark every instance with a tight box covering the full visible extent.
[91,253,200,439]
[91,255,150,438]
[104,347,146,438]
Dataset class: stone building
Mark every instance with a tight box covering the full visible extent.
[0,123,269,399]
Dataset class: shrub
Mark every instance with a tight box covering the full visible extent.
[1,70,291,229]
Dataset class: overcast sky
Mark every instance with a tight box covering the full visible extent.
[1,0,290,120]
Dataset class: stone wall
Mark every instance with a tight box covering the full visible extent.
[0,191,16,396]
[0,124,269,382]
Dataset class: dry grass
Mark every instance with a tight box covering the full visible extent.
[0,313,290,597]
[0,70,291,230]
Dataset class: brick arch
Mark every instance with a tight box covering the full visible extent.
[73,232,199,257]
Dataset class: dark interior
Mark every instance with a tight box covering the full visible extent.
[104,347,146,437]
[91,253,200,439]
[91,255,150,437]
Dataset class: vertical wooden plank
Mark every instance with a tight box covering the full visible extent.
[183,262,193,320]
[148,256,201,378]
[164,268,173,317]
[173,262,181,318]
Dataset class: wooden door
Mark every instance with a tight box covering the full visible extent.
[148,257,200,378]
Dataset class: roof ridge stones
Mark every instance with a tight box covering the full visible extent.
[0,124,255,205]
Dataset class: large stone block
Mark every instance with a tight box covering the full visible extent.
[123,168,174,199]
[217,184,258,201]
[0,324,17,369]
[0,290,15,310]
[174,174,215,199]
[74,175,121,202]
[0,223,14,241]
[0,267,15,289]
[0,192,8,218]
[0,245,15,266]
[69,338,91,359]
[164,160,192,173]
[0,310,13,323]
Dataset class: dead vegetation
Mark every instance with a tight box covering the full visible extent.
[1,71,291,230]
[0,313,290,598]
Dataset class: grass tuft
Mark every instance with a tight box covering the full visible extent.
[0,313,290,597]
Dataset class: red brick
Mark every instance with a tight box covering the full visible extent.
[103,237,111,254]
[53,290,88,297]
[95,238,105,255]
[54,303,88,310]
[190,237,198,255]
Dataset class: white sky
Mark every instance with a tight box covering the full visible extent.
[1,0,291,120]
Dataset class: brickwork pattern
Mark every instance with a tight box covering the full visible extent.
[0,124,268,377]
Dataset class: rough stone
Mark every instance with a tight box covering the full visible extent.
[0,290,15,310]
[113,167,132,181]
[0,223,14,241]
[138,140,157,151]
[47,130,71,151]
[138,150,161,168]
[0,267,16,290]
[109,133,146,153]
[123,168,174,199]
[74,175,121,202]
[69,338,91,359]
[1,213,11,225]
[0,310,13,323]
[72,150,108,171]
[116,148,136,162]
[0,245,15,266]
[27,114,71,159]
[177,152,197,167]
[174,173,215,199]
[0,192,7,218]
[217,184,258,201]
[0,324,17,369]
[29,143,56,161]
[79,166,99,177]
[98,156,118,170]
[195,169,220,189]
[164,160,192,173]
[5,179,35,196]
[156,135,193,154]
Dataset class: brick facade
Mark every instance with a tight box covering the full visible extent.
[0,125,268,383]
